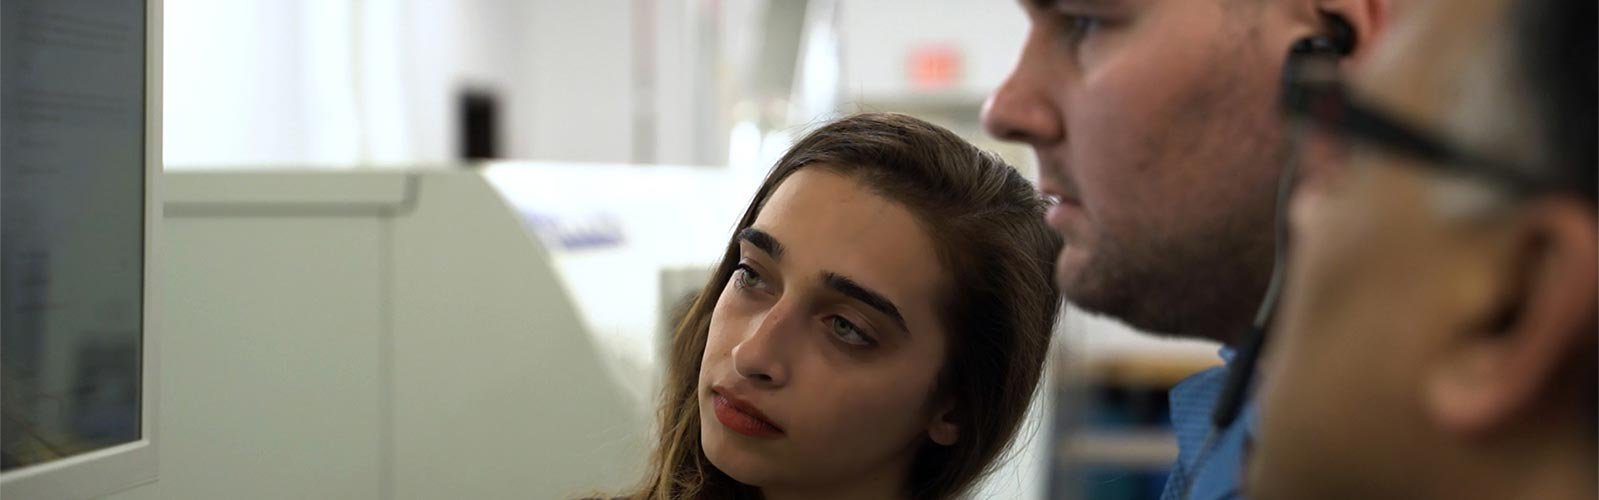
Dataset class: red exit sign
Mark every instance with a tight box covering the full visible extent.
[908,43,963,92]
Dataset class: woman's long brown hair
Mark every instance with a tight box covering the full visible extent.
[624,113,1062,500]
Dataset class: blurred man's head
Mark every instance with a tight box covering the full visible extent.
[984,0,1389,339]
[1252,0,1597,497]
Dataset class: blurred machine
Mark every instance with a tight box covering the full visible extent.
[480,162,764,409]
[140,166,713,499]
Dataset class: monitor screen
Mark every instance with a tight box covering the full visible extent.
[1,0,148,471]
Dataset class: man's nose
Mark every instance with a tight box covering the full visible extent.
[982,44,1065,144]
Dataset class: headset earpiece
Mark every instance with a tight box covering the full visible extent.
[1292,14,1357,57]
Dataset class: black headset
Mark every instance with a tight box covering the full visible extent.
[1215,12,1355,431]
[1291,14,1357,57]
[1181,13,1358,500]
[1210,12,1356,432]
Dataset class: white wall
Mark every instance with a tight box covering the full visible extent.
[161,0,1034,170]
[164,0,645,169]
[837,0,1029,103]
[402,0,640,164]
[163,0,318,167]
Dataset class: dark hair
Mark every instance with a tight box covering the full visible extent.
[1513,0,1598,430]
[1515,0,1596,199]
[623,113,1063,499]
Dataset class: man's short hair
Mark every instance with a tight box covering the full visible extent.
[1515,0,1596,199]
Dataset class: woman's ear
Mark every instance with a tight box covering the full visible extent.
[1425,198,1598,435]
[927,401,960,446]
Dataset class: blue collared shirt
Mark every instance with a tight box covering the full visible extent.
[1159,348,1256,500]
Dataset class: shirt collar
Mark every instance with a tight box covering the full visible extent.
[1167,346,1246,467]
[1217,346,1238,365]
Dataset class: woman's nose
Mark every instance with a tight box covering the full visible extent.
[731,300,799,388]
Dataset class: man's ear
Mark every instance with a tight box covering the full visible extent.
[1425,198,1598,435]
[928,401,960,446]
[1318,0,1392,61]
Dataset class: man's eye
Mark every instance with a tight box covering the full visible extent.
[1057,14,1102,44]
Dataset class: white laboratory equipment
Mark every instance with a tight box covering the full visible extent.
[129,163,758,499]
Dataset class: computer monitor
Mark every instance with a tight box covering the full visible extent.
[1,0,161,497]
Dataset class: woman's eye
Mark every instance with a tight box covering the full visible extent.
[828,316,877,348]
[733,263,768,292]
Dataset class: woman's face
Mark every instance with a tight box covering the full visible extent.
[698,167,956,493]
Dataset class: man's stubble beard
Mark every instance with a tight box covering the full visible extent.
[1062,188,1278,341]
[1059,38,1287,342]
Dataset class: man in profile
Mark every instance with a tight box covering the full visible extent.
[984,1,1391,497]
[1249,0,1596,498]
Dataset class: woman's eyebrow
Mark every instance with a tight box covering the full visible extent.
[738,227,784,260]
[822,271,909,334]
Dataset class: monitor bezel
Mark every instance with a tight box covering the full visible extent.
[0,0,162,496]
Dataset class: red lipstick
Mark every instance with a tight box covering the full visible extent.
[712,390,784,439]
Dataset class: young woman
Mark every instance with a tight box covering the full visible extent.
[625,113,1061,500]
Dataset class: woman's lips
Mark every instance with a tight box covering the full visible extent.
[712,390,784,439]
